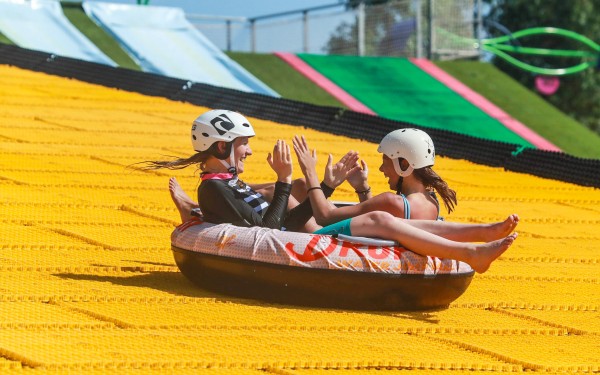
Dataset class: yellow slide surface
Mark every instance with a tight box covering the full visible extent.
[1,65,599,373]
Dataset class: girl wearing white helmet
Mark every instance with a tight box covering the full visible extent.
[292,135,520,274]
[350,128,456,220]
[144,109,355,231]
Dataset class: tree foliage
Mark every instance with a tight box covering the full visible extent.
[483,0,600,133]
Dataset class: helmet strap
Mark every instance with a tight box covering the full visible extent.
[395,176,404,194]
[221,146,237,175]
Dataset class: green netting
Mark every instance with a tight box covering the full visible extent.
[298,54,532,147]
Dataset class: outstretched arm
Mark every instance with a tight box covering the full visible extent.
[293,135,369,226]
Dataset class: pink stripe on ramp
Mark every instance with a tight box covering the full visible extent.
[410,58,561,152]
[274,52,376,115]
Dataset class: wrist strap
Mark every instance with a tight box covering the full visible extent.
[320,181,335,198]
[355,187,371,195]
[307,186,323,193]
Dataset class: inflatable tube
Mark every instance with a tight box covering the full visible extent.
[171,218,475,311]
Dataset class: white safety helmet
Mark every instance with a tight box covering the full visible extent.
[377,128,435,177]
[191,109,255,173]
[191,109,255,152]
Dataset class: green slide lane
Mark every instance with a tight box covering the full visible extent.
[298,54,532,147]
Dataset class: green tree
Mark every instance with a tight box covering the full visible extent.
[484,0,600,133]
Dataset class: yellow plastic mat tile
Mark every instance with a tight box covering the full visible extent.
[0,330,516,371]
[0,270,188,302]
[0,247,176,270]
[51,303,562,334]
[456,277,600,307]
[434,334,600,372]
[493,306,600,335]
[1,64,599,372]
[0,302,114,329]
[0,357,22,370]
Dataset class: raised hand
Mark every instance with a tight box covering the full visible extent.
[346,159,369,191]
[323,151,360,189]
[267,139,292,183]
[292,135,318,180]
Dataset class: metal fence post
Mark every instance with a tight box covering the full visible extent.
[415,0,422,58]
[427,0,433,59]
[226,19,232,52]
[476,0,483,60]
[250,18,256,53]
[357,1,365,56]
[303,10,309,53]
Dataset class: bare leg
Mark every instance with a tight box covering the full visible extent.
[401,214,519,242]
[349,211,518,273]
[169,177,198,223]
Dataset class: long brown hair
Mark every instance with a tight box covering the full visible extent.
[137,142,226,172]
[413,167,457,214]
[140,151,210,172]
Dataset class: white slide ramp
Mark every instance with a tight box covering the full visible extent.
[83,2,278,96]
[0,0,115,65]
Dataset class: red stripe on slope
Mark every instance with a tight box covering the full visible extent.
[274,52,376,115]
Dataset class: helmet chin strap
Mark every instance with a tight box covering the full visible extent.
[219,148,237,175]
[395,176,404,194]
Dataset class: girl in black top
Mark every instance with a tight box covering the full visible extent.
[143,109,356,231]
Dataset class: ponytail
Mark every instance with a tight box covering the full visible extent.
[136,142,230,172]
[413,167,457,214]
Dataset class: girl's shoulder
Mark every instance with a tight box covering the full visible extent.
[199,178,230,195]
[404,191,439,220]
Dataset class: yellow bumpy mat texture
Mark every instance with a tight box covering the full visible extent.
[1,65,599,373]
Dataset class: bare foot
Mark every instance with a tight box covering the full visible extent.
[482,214,519,242]
[469,232,518,273]
[169,177,199,223]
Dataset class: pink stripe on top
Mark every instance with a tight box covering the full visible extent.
[201,173,234,181]
[410,58,561,152]
[274,52,376,115]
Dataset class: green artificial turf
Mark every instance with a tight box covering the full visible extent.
[226,52,346,108]
[436,61,600,159]
[60,1,141,71]
[299,54,532,147]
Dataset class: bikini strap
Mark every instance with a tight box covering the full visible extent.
[400,193,410,220]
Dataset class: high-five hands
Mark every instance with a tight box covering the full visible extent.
[324,151,360,189]
[293,135,360,189]
[267,139,292,183]
[346,159,369,192]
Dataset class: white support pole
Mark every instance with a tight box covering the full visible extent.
[357,1,365,56]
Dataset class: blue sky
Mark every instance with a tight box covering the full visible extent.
[86,0,345,18]
[84,0,350,52]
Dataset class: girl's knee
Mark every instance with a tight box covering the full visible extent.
[365,211,395,225]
